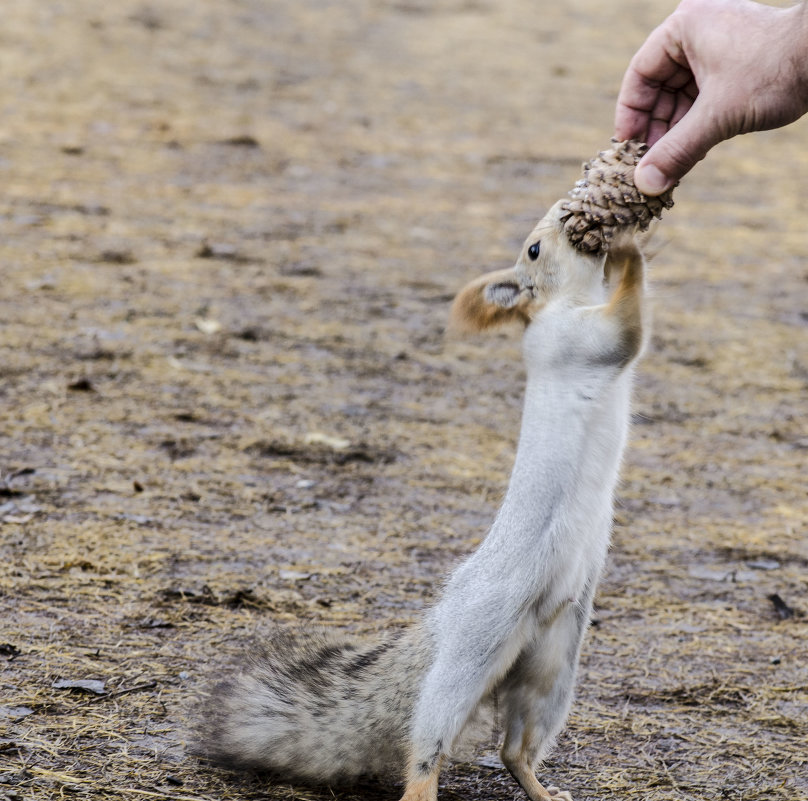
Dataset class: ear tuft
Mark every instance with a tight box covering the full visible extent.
[449,268,531,334]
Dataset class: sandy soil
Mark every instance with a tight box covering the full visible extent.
[1,2,806,800]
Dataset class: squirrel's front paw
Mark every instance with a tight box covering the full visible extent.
[545,787,574,801]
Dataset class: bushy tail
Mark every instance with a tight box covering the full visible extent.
[199,626,428,784]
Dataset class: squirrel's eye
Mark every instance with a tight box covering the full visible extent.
[527,241,541,261]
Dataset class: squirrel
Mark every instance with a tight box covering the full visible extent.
[199,200,648,801]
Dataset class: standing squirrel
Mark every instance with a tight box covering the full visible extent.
[200,199,647,801]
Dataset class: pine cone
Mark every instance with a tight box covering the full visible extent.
[559,139,675,254]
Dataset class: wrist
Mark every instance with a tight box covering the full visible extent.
[787,3,808,110]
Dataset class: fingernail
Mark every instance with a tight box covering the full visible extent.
[635,164,670,196]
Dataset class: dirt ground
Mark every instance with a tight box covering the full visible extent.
[1,1,806,800]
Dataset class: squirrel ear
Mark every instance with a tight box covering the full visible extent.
[485,279,523,309]
[449,267,532,333]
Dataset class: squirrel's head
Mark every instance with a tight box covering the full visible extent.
[449,201,608,333]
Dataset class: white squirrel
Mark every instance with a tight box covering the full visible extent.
[200,199,648,801]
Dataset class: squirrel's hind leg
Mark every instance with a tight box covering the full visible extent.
[502,752,573,801]
[498,595,592,801]
[499,659,577,801]
[398,755,444,801]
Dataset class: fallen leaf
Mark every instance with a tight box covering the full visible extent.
[304,431,351,450]
[194,317,222,335]
[279,569,312,581]
[52,678,107,695]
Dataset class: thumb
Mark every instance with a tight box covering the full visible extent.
[634,102,722,195]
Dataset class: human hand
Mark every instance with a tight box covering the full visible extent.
[614,0,808,195]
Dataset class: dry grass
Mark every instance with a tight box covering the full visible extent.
[1,1,807,800]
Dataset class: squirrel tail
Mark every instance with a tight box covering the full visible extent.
[199,627,427,784]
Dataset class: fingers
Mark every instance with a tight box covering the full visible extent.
[641,74,696,146]
[616,0,808,195]
[614,63,695,147]
[614,17,691,142]
[633,95,723,195]
[614,65,665,143]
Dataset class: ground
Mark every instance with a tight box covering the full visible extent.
[1,1,806,800]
